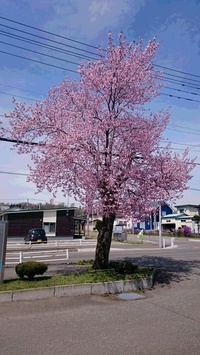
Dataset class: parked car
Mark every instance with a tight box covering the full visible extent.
[24,228,47,244]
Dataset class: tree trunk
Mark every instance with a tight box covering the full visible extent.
[93,213,115,269]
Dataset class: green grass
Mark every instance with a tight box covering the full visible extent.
[0,268,153,292]
[117,240,143,245]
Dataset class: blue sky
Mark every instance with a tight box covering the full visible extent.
[0,0,200,208]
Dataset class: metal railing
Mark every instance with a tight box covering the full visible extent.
[6,249,69,265]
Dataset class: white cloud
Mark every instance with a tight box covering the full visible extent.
[43,0,144,41]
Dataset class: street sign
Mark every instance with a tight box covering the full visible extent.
[0,221,8,283]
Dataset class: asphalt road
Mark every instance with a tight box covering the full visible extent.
[1,263,200,355]
[1,237,200,354]
[4,236,200,278]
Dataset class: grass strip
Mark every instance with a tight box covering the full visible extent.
[0,268,152,292]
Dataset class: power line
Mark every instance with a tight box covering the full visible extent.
[0,22,100,57]
[165,86,200,97]
[0,29,97,61]
[166,127,200,136]
[0,83,44,97]
[1,137,200,164]
[154,73,200,90]
[161,76,200,89]
[160,92,200,104]
[0,170,28,176]
[0,15,102,51]
[161,138,200,146]
[0,49,77,73]
[1,15,200,85]
[153,64,200,80]
[0,137,41,145]
[0,39,79,66]
[0,84,200,107]
[158,71,200,85]
[0,91,37,101]
[0,18,200,106]
[167,124,200,133]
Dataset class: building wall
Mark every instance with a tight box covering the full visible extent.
[2,209,79,238]
[176,219,194,230]
[176,205,199,216]
[162,217,195,231]
[5,212,43,237]
[43,210,57,237]
[56,210,74,237]
[185,207,198,216]
[43,210,56,223]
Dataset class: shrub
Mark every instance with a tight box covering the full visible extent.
[175,226,192,237]
[183,225,192,237]
[108,260,138,274]
[176,227,183,236]
[124,228,132,234]
[15,261,48,279]
[93,219,102,232]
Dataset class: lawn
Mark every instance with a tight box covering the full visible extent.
[0,262,153,292]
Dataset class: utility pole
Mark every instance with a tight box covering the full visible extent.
[154,212,156,230]
[159,204,162,248]
[87,214,90,237]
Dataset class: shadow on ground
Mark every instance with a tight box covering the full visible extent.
[123,256,200,287]
[5,256,200,288]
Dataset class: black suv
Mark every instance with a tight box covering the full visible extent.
[24,228,47,244]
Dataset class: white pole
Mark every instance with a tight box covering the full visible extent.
[163,238,166,248]
[19,251,23,263]
[154,212,157,230]
[87,214,89,236]
[66,249,69,260]
[159,204,162,248]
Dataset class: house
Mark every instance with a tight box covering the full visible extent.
[0,207,86,239]
[175,204,200,216]
[132,203,173,231]
[161,213,195,232]
[112,203,173,232]
[162,204,200,233]
[89,203,173,233]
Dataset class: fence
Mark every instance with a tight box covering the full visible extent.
[6,249,69,265]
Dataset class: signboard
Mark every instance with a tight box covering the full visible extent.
[114,225,123,233]
[0,221,8,283]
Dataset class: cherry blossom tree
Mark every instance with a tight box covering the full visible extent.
[2,33,196,269]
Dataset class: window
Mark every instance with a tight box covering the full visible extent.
[179,208,184,213]
[43,222,56,233]
[118,220,127,226]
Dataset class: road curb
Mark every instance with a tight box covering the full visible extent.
[0,273,154,302]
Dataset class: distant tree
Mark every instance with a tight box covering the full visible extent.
[193,214,200,234]
[2,33,196,269]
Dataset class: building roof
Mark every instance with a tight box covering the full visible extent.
[162,213,193,220]
[0,207,77,216]
[175,204,200,208]
[162,213,185,218]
